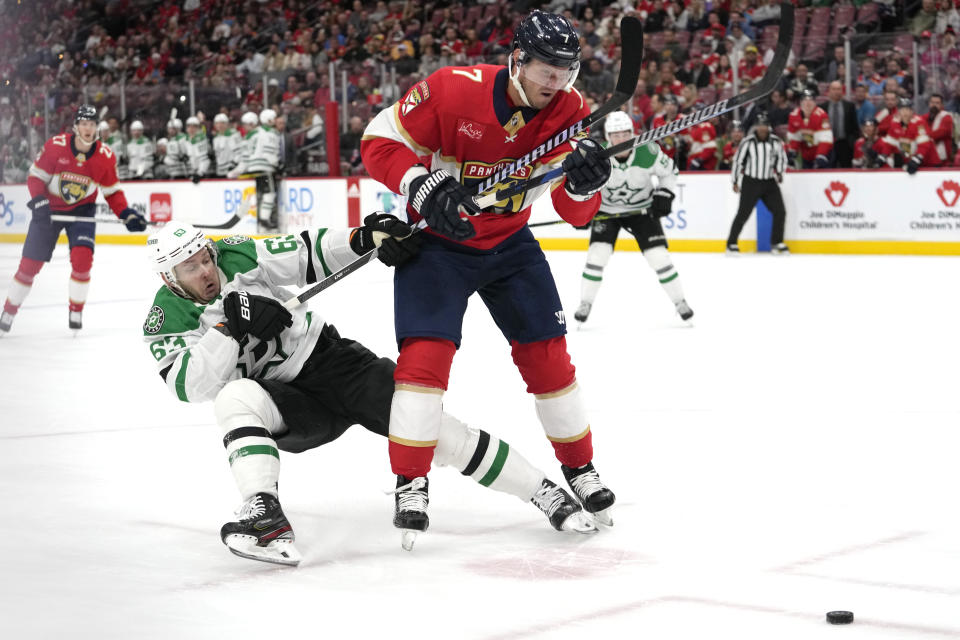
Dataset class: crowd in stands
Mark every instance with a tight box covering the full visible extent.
[2,0,960,184]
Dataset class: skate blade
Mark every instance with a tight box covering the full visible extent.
[589,507,614,527]
[560,511,599,534]
[400,529,420,551]
[224,534,301,566]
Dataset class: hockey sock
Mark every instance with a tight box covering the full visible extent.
[4,257,44,315]
[643,246,685,305]
[215,380,284,500]
[68,246,93,312]
[434,413,544,502]
[389,338,455,478]
[580,241,613,305]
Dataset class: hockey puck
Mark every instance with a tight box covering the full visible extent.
[826,611,854,625]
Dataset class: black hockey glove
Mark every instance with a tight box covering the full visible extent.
[408,169,478,241]
[905,155,922,175]
[191,174,202,184]
[120,208,148,232]
[650,191,675,218]
[350,212,423,267]
[562,138,611,196]
[222,291,293,342]
[27,194,51,225]
[814,154,830,169]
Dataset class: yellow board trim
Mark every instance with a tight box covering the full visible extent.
[547,425,591,444]
[388,435,439,447]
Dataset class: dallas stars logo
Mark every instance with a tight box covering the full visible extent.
[143,305,165,334]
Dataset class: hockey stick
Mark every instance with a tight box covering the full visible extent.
[281,220,428,309]
[469,16,644,198]
[48,213,241,231]
[476,3,794,209]
[527,209,650,228]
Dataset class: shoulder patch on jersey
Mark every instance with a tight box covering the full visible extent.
[216,240,258,281]
[400,81,431,116]
[143,305,165,334]
[221,234,252,245]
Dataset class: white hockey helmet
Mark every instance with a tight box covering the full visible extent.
[167,118,183,130]
[259,108,277,126]
[130,120,144,131]
[213,113,229,124]
[157,137,168,148]
[147,222,219,300]
[241,111,258,127]
[604,110,634,143]
[185,116,200,127]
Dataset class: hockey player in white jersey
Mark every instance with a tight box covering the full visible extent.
[163,117,188,178]
[144,216,595,565]
[102,118,127,178]
[184,116,211,181]
[126,121,154,178]
[575,111,694,324]
[212,113,240,177]
[228,109,281,229]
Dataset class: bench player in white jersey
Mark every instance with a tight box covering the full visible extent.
[126,120,155,178]
[575,111,693,325]
[184,116,211,181]
[229,109,281,229]
[212,113,240,177]
[163,117,189,178]
[144,216,595,565]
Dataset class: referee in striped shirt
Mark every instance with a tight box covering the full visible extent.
[727,113,790,254]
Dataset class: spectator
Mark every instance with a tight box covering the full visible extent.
[584,58,615,98]
[824,46,846,83]
[910,0,939,37]
[725,22,752,54]
[858,57,886,96]
[677,0,709,32]
[632,80,653,122]
[825,81,860,168]
[752,0,782,29]
[937,5,960,35]
[644,0,669,33]
[687,54,713,88]
[924,93,955,166]
[738,45,766,81]
[275,114,296,174]
[660,28,687,65]
[580,20,601,48]
[784,64,818,102]
[766,89,792,128]
[853,84,878,125]
[339,115,365,174]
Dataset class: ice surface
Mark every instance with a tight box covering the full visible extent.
[1,243,958,639]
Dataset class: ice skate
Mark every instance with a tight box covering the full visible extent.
[530,478,597,533]
[675,299,694,322]
[220,492,301,566]
[392,475,429,551]
[726,243,740,255]
[562,462,616,526]
[771,242,790,255]
[69,310,82,334]
[0,310,13,336]
[574,301,591,326]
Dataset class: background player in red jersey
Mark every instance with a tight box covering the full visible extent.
[0,105,146,335]
[361,10,616,548]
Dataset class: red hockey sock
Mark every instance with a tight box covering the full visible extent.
[69,246,93,312]
[5,257,44,314]
[551,429,594,469]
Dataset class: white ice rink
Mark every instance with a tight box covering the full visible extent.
[1,241,958,639]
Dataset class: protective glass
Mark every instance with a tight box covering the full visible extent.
[520,57,580,91]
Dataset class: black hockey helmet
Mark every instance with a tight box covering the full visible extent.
[513,10,581,70]
[800,89,816,101]
[75,104,98,124]
[755,112,770,126]
[897,96,913,109]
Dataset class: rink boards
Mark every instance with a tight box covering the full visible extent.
[2,170,959,254]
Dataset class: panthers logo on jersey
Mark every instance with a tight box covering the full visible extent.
[58,172,93,205]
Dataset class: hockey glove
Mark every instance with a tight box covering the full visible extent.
[191,174,202,184]
[650,191,675,218]
[27,194,51,225]
[814,154,830,169]
[120,208,148,232]
[408,169,478,241]
[222,291,293,342]
[905,155,922,175]
[350,212,423,267]
[562,138,611,197]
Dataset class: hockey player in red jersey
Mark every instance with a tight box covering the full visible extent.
[873,97,938,174]
[786,90,833,169]
[852,119,882,169]
[874,90,899,138]
[361,10,616,548]
[684,120,718,170]
[924,93,954,167]
[0,104,146,335]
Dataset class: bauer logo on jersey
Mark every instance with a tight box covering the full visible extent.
[143,305,165,334]
[222,234,252,245]
[58,172,93,205]
[400,81,431,116]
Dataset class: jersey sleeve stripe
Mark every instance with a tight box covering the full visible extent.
[313,229,331,277]
[175,350,192,402]
[101,183,121,196]
[387,104,433,155]
[29,164,52,182]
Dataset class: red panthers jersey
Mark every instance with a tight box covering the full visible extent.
[873,115,938,166]
[787,107,833,163]
[361,64,600,249]
[925,110,954,165]
[683,121,717,170]
[27,133,128,215]
[874,106,897,137]
[651,113,682,161]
